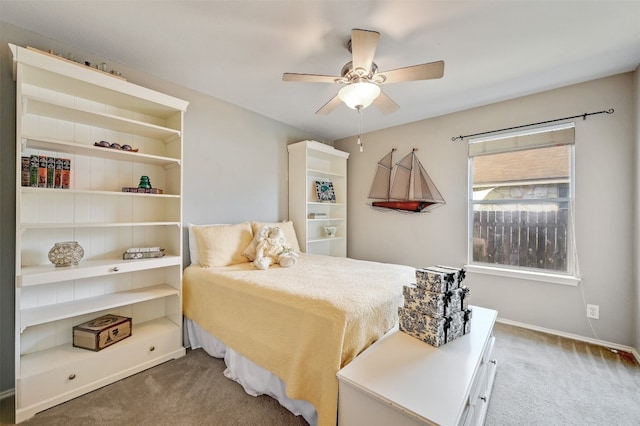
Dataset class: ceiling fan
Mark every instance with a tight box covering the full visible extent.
[282,28,444,115]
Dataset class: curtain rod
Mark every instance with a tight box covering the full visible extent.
[451,108,614,142]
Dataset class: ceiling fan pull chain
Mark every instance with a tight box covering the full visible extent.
[357,106,364,152]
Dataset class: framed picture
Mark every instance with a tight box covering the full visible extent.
[315,180,336,202]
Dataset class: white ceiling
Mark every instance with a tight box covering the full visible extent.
[2,1,640,141]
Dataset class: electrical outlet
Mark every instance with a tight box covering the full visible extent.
[586,304,599,319]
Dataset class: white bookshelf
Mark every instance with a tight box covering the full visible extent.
[11,43,188,422]
[288,141,349,257]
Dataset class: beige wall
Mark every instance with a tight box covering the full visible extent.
[0,22,319,393]
[336,73,637,347]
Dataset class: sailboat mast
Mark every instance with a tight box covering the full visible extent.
[408,149,417,201]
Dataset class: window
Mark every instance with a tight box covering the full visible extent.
[468,123,575,276]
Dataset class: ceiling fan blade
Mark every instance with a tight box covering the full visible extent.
[315,95,343,115]
[373,90,400,115]
[350,29,380,73]
[378,60,444,84]
[282,73,341,84]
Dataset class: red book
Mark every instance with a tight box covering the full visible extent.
[61,158,71,189]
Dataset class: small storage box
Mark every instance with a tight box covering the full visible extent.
[73,314,132,351]
[398,307,472,347]
[415,266,460,292]
[403,284,470,318]
[435,265,466,286]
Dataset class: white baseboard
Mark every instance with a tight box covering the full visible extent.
[0,388,14,400]
[496,317,640,364]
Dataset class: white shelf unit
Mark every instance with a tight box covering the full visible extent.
[11,44,189,423]
[288,141,349,257]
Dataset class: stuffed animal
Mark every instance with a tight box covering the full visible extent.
[253,226,298,270]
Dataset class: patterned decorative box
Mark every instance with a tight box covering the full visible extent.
[435,265,466,286]
[398,307,472,347]
[403,284,470,318]
[73,314,132,351]
[415,267,460,292]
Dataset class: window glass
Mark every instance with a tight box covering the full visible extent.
[470,143,573,274]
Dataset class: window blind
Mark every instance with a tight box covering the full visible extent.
[468,122,575,157]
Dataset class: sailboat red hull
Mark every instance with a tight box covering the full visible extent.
[372,201,434,212]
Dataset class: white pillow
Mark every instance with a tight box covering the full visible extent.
[192,222,253,267]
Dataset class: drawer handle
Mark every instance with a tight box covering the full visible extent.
[112,267,120,272]
[479,396,487,402]
[68,373,76,380]
[149,346,155,352]
[490,359,497,365]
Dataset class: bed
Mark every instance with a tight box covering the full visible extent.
[183,221,415,426]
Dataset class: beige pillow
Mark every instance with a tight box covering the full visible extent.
[251,221,301,253]
[192,222,253,267]
[188,223,227,265]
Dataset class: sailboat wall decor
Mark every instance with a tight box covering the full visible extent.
[368,148,445,213]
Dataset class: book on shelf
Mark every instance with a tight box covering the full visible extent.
[126,247,162,253]
[308,213,328,219]
[46,157,55,188]
[37,155,47,187]
[54,157,63,188]
[123,249,165,260]
[122,187,164,194]
[61,158,71,189]
[29,155,39,187]
[21,157,30,187]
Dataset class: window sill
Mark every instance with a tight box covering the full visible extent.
[464,264,580,286]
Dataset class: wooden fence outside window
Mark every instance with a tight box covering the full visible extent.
[472,209,568,271]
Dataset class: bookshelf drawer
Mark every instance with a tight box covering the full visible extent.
[18,322,179,408]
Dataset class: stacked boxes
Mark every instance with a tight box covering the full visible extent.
[398,265,471,347]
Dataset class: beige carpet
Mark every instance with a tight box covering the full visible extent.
[486,323,640,426]
[1,322,639,425]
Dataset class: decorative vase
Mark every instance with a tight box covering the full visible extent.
[48,241,84,267]
[138,175,151,189]
[324,225,338,238]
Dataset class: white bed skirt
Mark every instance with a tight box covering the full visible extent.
[185,317,318,426]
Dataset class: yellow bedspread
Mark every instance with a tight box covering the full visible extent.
[183,253,415,426]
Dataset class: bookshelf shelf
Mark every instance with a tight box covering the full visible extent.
[19,256,182,287]
[21,187,181,198]
[11,43,188,423]
[21,284,179,331]
[21,221,180,230]
[22,136,181,167]
[23,95,181,140]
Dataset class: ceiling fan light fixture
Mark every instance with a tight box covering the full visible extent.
[338,81,380,110]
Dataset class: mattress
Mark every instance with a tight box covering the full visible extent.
[183,252,415,426]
